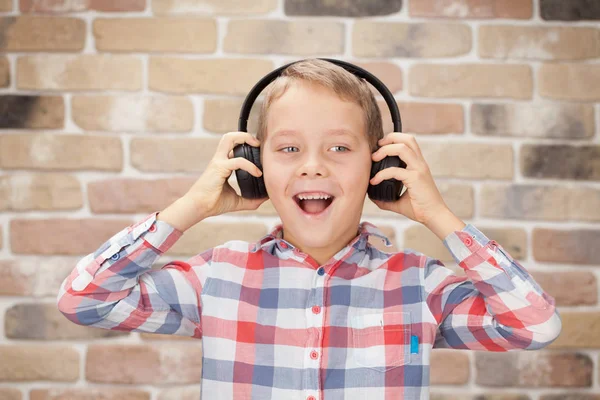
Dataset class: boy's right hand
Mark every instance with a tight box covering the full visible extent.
[183,131,269,219]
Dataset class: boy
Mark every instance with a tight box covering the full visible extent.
[57,59,562,400]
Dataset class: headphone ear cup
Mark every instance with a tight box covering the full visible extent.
[368,155,407,202]
[233,143,268,199]
[249,145,267,199]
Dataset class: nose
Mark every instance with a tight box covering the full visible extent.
[296,150,329,178]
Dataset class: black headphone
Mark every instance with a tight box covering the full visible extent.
[233,58,406,202]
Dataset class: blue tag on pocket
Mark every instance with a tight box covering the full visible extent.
[410,335,419,354]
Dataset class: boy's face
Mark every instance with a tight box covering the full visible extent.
[261,80,372,262]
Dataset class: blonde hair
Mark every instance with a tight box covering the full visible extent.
[255,58,384,153]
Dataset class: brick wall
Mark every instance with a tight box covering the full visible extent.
[0,0,599,399]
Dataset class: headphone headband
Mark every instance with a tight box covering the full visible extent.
[238,58,402,133]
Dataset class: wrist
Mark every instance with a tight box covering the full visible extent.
[424,207,466,242]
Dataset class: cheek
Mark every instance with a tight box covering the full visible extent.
[262,158,287,191]
[338,166,370,190]
[351,156,373,179]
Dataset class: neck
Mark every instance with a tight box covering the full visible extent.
[281,225,361,266]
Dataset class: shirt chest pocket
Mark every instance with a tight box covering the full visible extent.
[350,311,412,372]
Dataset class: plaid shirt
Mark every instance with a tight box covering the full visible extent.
[57,211,562,400]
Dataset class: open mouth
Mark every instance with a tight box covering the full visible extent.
[293,195,335,215]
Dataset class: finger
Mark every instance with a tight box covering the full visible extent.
[372,143,421,170]
[227,135,260,159]
[370,166,413,185]
[225,157,263,177]
[379,133,423,160]
[217,132,260,160]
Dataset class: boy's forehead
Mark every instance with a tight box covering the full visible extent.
[271,128,359,141]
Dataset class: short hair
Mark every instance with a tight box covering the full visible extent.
[255,58,384,153]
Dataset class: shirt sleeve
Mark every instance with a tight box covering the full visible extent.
[56,211,212,338]
[424,223,562,351]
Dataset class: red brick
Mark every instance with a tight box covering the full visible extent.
[0,133,123,171]
[17,55,142,91]
[479,25,600,60]
[10,218,132,255]
[225,20,343,55]
[410,0,532,19]
[476,352,592,387]
[20,0,145,12]
[430,350,469,384]
[379,101,464,134]
[353,62,402,94]
[5,303,128,340]
[0,173,81,211]
[30,389,150,400]
[0,258,78,297]
[0,345,79,381]
[471,102,594,139]
[422,142,513,179]
[72,94,193,132]
[156,387,199,400]
[94,18,216,53]
[548,312,600,349]
[86,344,202,384]
[0,388,20,400]
[533,228,600,265]
[530,270,597,306]
[130,136,220,172]
[152,0,276,15]
[87,177,193,214]
[410,64,532,99]
[353,21,471,57]
[539,64,600,101]
[0,16,85,52]
[149,57,272,94]
[0,95,65,129]
[0,0,11,11]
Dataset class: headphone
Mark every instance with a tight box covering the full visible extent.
[233,58,407,202]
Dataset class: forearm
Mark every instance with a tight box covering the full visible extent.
[57,211,184,325]
[431,223,562,350]
[157,196,209,233]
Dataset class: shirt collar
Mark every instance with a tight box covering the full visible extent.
[251,221,393,254]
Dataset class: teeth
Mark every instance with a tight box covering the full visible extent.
[297,194,331,200]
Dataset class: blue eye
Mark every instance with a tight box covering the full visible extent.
[281,146,298,153]
[332,146,349,152]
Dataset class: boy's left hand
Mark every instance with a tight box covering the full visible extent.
[369,132,449,227]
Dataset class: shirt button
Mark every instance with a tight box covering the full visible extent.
[312,305,320,314]
[110,253,120,261]
[307,396,316,400]
[148,223,156,232]
[465,237,473,246]
[310,350,318,359]
[317,267,325,276]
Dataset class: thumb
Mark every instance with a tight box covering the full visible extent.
[390,193,411,217]
[371,198,391,211]
[238,196,269,211]
[372,190,409,216]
